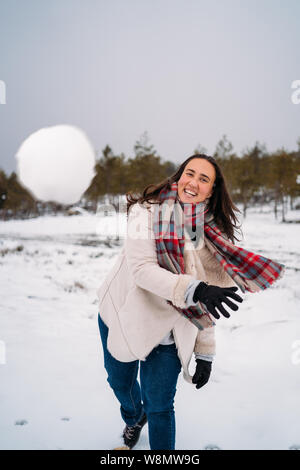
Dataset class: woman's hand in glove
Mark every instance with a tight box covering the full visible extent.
[192,359,212,389]
[193,282,243,319]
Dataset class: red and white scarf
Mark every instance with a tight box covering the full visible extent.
[153,182,285,330]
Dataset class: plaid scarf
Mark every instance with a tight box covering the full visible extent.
[153,181,285,330]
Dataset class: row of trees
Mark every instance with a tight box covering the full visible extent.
[1,133,300,221]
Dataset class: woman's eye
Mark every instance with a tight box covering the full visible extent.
[187,173,207,183]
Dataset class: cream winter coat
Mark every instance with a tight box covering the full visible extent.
[96,201,236,383]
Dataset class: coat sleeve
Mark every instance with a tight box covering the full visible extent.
[124,202,195,308]
[193,326,216,356]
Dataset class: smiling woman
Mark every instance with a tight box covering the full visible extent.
[127,153,240,243]
[96,153,285,451]
[177,158,216,204]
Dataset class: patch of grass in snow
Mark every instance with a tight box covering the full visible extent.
[63,281,86,292]
[0,245,24,256]
[88,252,104,258]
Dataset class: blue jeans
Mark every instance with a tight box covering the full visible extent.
[97,313,182,450]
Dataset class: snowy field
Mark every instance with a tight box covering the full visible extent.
[0,206,299,450]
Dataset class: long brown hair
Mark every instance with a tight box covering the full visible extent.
[126,154,242,243]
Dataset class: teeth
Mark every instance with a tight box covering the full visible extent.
[184,189,197,196]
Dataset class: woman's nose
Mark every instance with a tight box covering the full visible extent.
[189,178,198,188]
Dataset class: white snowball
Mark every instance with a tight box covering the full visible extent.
[16,124,96,204]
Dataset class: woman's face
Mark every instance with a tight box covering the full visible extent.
[177,158,216,204]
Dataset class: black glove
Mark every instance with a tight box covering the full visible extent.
[193,282,243,319]
[192,359,212,389]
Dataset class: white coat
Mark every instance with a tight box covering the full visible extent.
[96,201,236,383]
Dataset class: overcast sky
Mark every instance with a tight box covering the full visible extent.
[0,0,300,175]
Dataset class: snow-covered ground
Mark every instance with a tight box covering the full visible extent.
[0,206,299,450]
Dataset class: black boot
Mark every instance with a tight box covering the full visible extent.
[122,412,147,449]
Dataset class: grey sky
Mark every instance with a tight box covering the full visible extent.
[0,0,300,175]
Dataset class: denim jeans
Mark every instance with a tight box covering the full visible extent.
[97,313,182,450]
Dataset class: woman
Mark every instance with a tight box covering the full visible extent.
[96,154,284,450]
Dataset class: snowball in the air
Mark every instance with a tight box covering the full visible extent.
[16,124,96,204]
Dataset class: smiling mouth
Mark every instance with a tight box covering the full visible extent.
[184,189,198,197]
